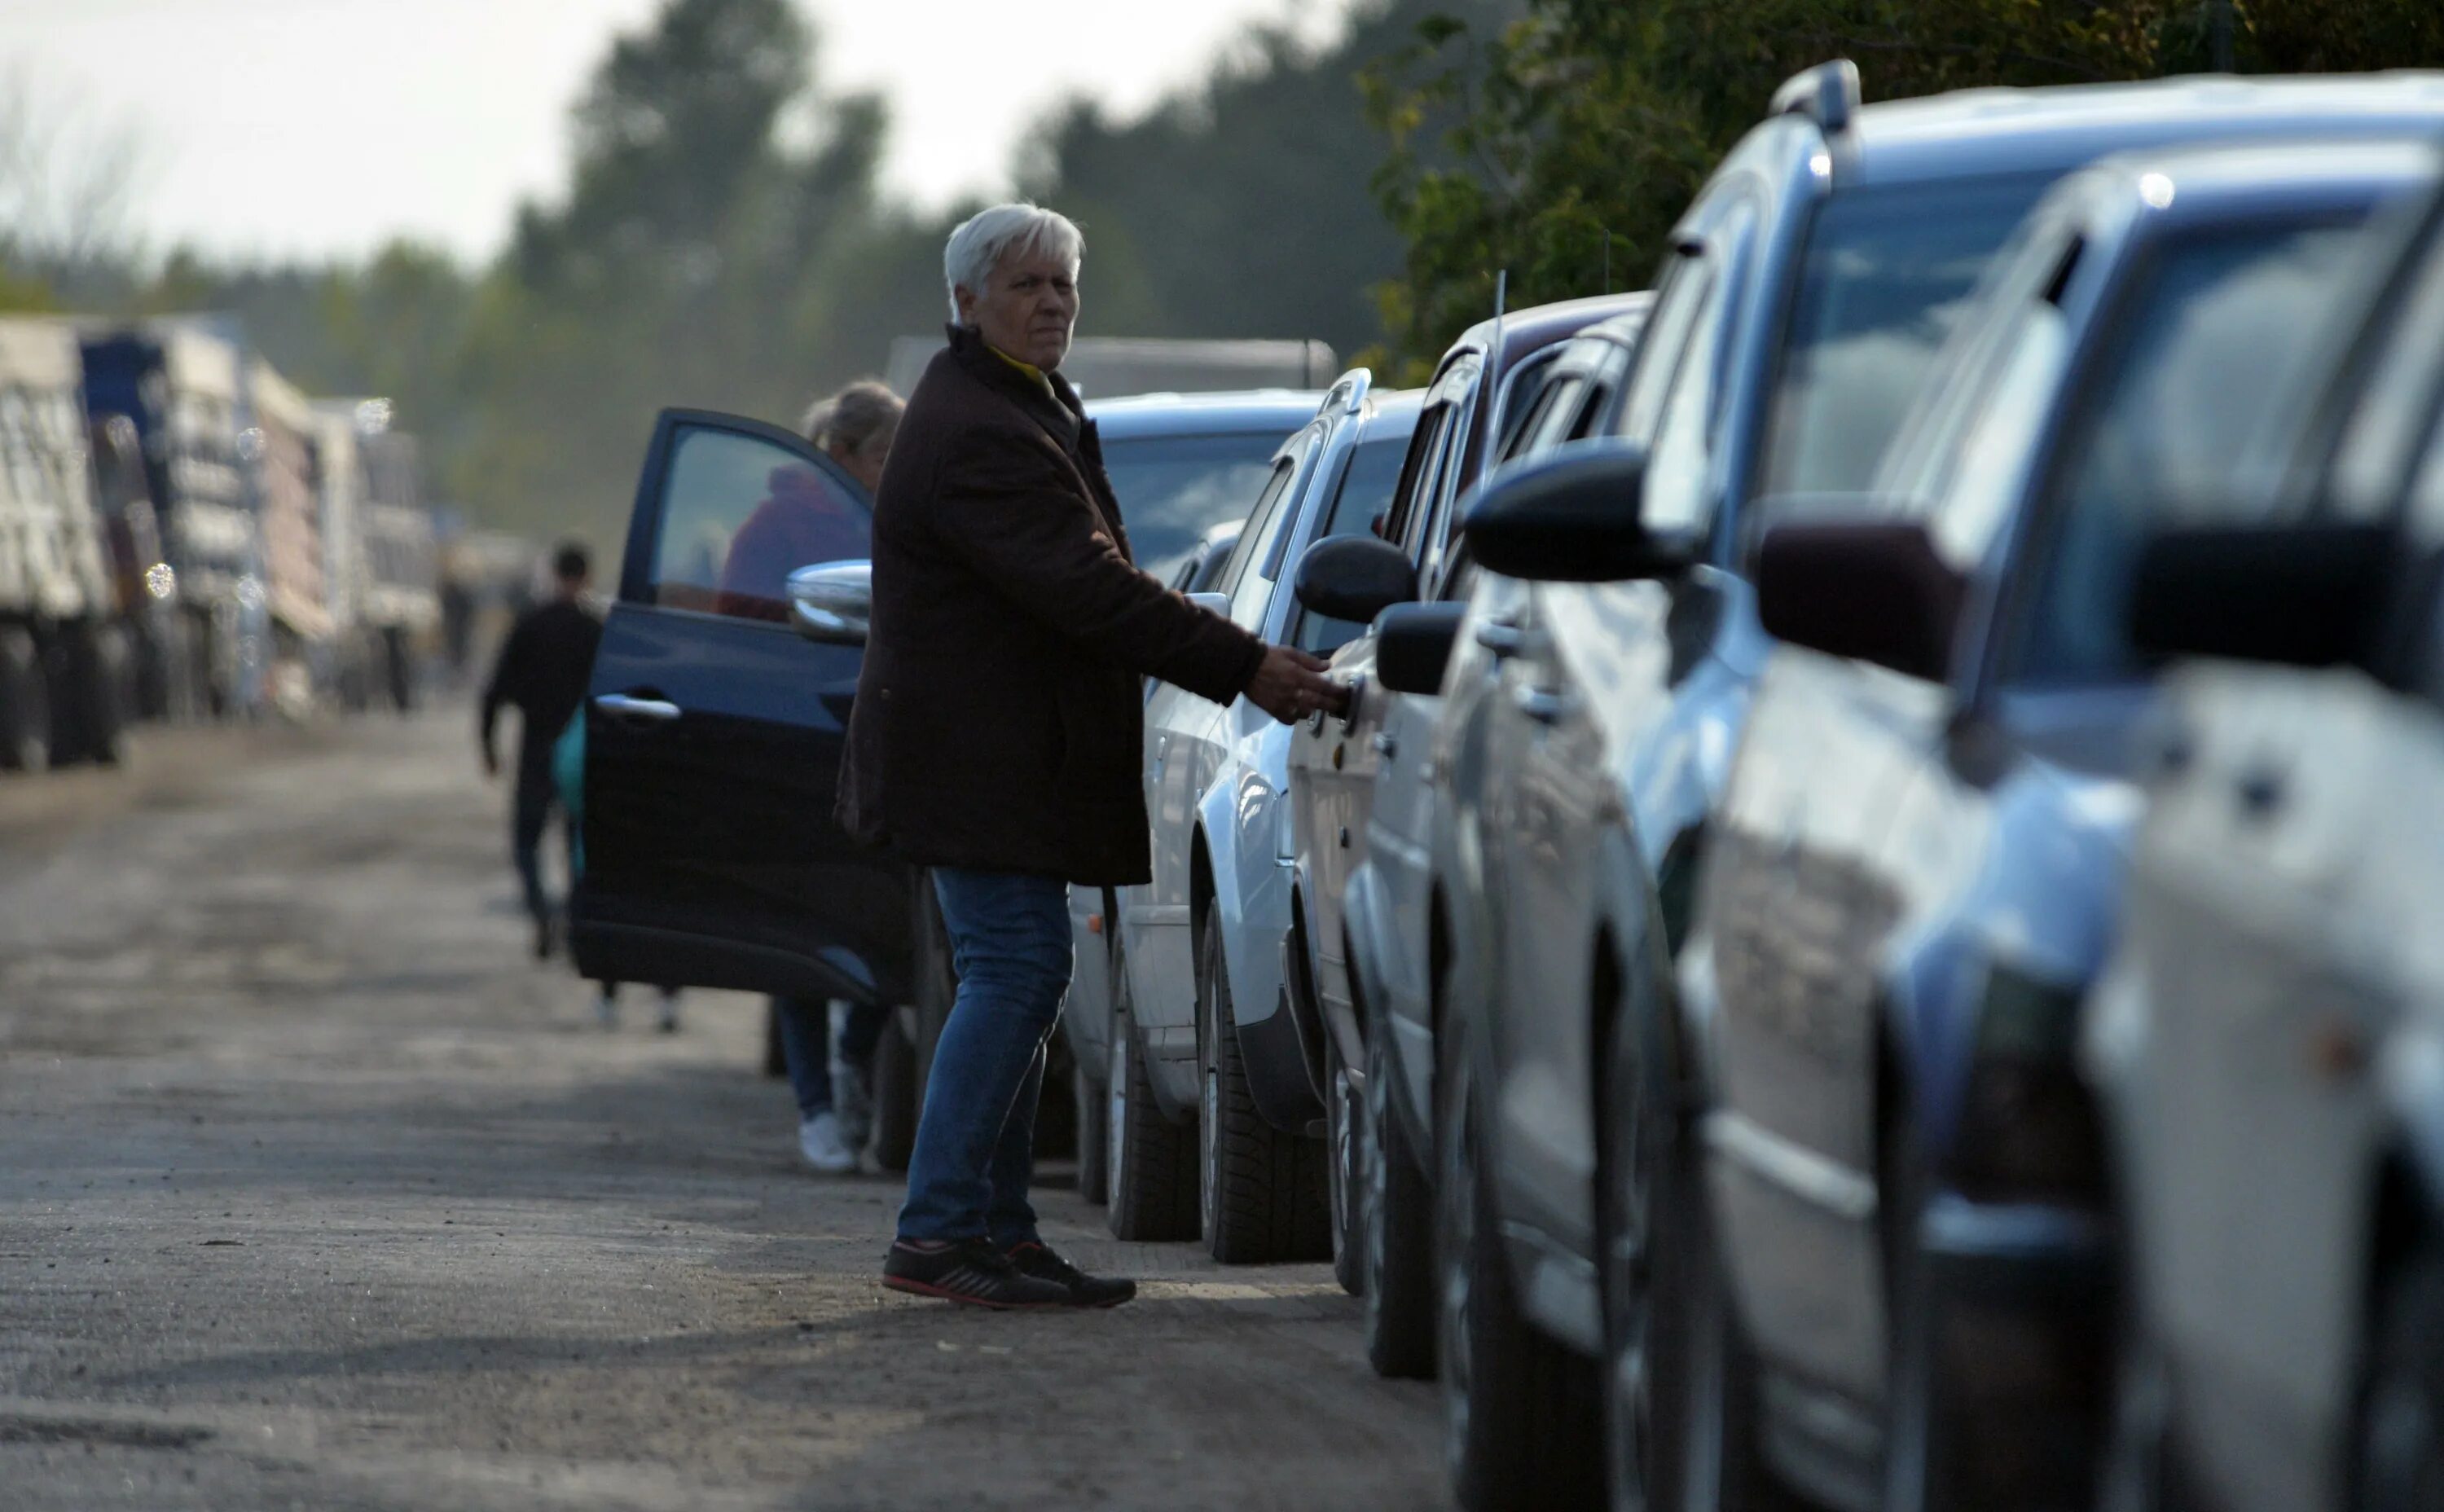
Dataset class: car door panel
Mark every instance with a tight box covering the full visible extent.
[577,408,907,1006]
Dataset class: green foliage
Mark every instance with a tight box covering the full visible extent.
[1365,0,2444,374]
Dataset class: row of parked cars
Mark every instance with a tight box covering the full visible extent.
[564,56,2444,1512]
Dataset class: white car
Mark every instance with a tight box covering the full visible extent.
[1101,372,1421,1257]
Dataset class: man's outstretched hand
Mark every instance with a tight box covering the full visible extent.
[1246,644,1347,724]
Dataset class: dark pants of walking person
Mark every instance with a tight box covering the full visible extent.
[895,868,1070,1250]
[777,997,887,1119]
[510,754,569,944]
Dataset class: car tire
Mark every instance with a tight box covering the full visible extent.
[1327,1024,1364,1296]
[2353,1233,2444,1512]
[1073,1056,1109,1204]
[1364,1014,1436,1379]
[1602,980,1690,1512]
[1680,1130,1809,1512]
[1106,981,1198,1242]
[0,626,52,773]
[1440,1037,1602,1510]
[868,1012,918,1173]
[1195,912,1329,1264]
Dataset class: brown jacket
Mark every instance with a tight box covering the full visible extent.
[836,327,1265,885]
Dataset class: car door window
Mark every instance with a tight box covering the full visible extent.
[1295,427,1421,654]
[651,424,870,622]
[2011,219,2375,683]
[1506,374,1584,463]
[1922,253,2081,570]
[1219,455,1299,631]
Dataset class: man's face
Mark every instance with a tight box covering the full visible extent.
[958,244,1078,371]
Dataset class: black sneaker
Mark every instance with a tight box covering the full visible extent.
[1007,1242,1137,1308]
[881,1239,1073,1309]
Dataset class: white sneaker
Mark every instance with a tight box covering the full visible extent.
[798,1112,858,1174]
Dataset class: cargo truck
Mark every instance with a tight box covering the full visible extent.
[81,321,266,719]
[0,317,132,771]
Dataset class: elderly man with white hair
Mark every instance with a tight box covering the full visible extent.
[839,203,1339,1308]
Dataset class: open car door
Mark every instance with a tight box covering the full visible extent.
[571,407,912,1009]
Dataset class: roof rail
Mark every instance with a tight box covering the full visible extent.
[1770,59,1861,135]
[1324,366,1374,416]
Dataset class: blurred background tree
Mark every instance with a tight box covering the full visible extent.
[1365,0,2444,374]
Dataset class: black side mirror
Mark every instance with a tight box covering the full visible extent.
[1752,516,1962,682]
[1295,534,1418,625]
[1374,601,1468,695]
[2129,522,2390,670]
[1462,441,1691,583]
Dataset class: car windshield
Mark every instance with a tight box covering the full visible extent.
[1760,175,2052,495]
[2020,217,2376,681]
[1100,430,1287,583]
[1295,430,1416,655]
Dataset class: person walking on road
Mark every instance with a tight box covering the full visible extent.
[838,203,1343,1309]
[481,542,603,962]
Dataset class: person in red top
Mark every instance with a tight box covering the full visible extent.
[713,382,901,621]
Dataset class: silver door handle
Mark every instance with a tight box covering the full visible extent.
[1371,731,1398,760]
[1515,686,1578,724]
[596,693,680,722]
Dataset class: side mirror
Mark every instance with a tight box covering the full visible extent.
[1295,534,1418,625]
[1462,441,1691,583]
[1186,591,1230,620]
[789,560,873,645]
[2129,522,2389,670]
[1375,601,1468,695]
[1752,515,1961,682]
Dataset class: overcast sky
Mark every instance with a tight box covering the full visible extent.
[0,0,1347,266]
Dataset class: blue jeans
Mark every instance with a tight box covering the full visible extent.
[776,997,886,1120]
[895,868,1071,1248]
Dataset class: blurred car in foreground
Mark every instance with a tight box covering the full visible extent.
[2090,144,2444,1512]
[1684,117,2442,1512]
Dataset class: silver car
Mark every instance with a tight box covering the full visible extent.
[1101,376,1422,1251]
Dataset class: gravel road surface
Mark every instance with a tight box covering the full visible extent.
[0,706,1444,1510]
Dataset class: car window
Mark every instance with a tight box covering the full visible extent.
[2345,239,2444,539]
[2012,218,2376,683]
[1382,402,1451,549]
[1639,266,1730,536]
[1294,429,1418,654]
[1760,176,2053,499]
[1505,374,1582,463]
[1417,378,1485,592]
[1098,430,1285,585]
[1922,249,2081,569]
[653,424,870,621]
[1217,455,1301,631]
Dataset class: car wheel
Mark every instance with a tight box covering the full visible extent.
[1073,1056,1108,1204]
[2354,1234,2444,1512]
[1439,1038,1602,1510]
[1678,1131,1806,1512]
[868,1012,918,1172]
[1197,912,1329,1264]
[1106,947,1198,1241]
[1602,983,1690,1512]
[1364,1018,1436,1379]
[1327,1025,1364,1296]
[0,626,52,773]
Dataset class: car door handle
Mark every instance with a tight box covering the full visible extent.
[1514,685,1579,724]
[596,693,680,723]
[1371,731,1398,760]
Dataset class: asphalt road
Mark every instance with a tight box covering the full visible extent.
[0,705,1444,1511]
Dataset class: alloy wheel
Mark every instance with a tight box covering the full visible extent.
[1330,1056,1359,1279]
[1199,969,1220,1242]
[1363,1035,1392,1330]
[1440,1069,1477,1483]
[1604,1060,1656,1511]
[1107,1028,1132,1203]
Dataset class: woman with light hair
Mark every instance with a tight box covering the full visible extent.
[837,204,1340,1309]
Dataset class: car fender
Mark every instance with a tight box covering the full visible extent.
[1196,723,1295,1032]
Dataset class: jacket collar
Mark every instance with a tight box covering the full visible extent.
[947,323,1084,443]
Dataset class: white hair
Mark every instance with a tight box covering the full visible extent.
[943,203,1083,324]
